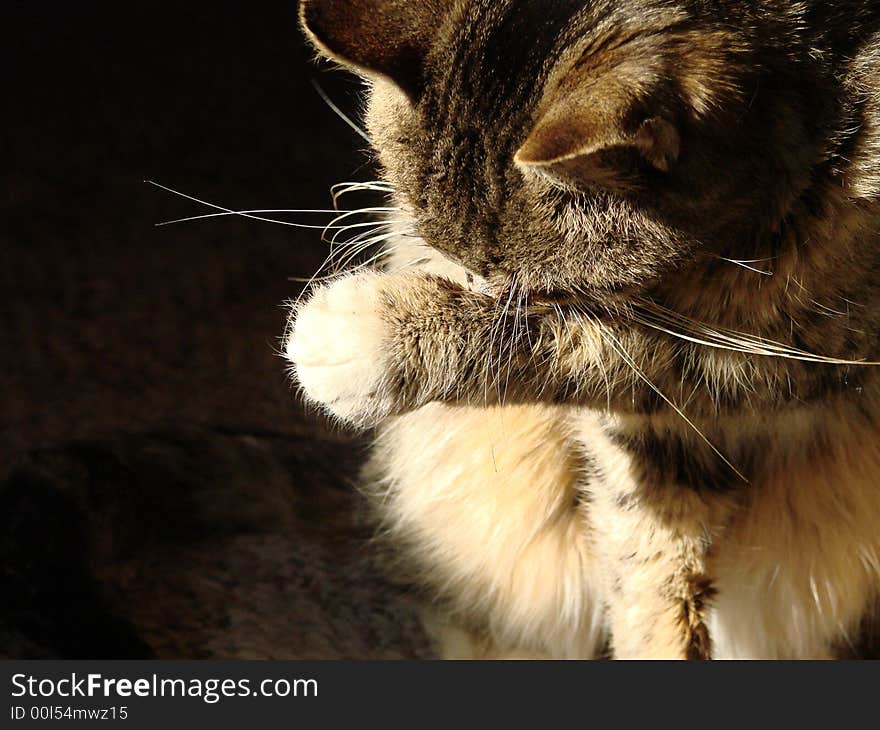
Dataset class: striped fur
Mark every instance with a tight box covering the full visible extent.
[290,0,880,658]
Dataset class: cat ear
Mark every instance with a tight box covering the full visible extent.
[514,78,681,191]
[300,0,439,99]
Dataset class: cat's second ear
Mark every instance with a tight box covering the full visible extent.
[300,0,439,99]
[514,76,681,192]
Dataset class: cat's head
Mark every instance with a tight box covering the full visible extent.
[301,0,833,301]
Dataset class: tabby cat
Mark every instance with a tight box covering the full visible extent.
[287,0,880,658]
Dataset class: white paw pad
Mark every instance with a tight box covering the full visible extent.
[286,274,393,426]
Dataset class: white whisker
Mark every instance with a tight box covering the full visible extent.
[717,256,774,276]
[331,180,396,209]
[592,316,749,483]
[157,208,395,230]
[310,79,371,142]
[632,299,880,366]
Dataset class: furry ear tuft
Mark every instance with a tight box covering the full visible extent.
[300,0,440,100]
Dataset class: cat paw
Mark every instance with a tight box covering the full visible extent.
[286,273,396,427]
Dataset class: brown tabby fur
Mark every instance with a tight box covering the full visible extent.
[290,0,880,658]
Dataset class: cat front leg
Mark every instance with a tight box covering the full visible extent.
[286,270,617,426]
[579,414,746,659]
[286,271,517,426]
[591,481,718,659]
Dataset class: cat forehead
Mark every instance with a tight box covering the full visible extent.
[303,0,686,104]
[426,1,587,104]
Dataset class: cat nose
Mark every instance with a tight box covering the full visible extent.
[431,246,487,277]
[425,236,496,279]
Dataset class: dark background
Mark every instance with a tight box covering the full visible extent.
[1,3,430,659]
[3,2,366,459]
